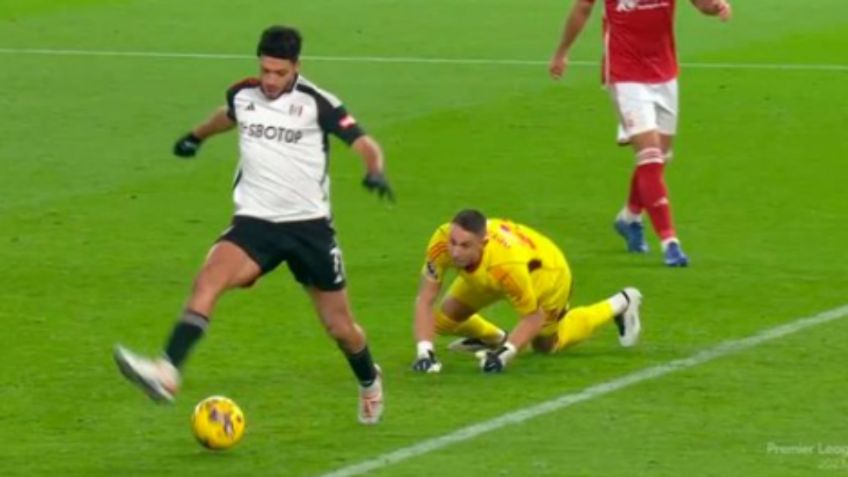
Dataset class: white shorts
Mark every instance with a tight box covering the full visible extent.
[609,79,679,143]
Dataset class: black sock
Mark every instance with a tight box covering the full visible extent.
[164,309,209,368]
[345,345,377,387]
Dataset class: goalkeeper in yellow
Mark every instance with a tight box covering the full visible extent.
[412,209,642,373]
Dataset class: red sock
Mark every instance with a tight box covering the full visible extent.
[635,149,676,240]
[627,169,642,214]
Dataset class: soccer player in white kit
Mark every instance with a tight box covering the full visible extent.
[114,26,391,424]
[549,0,731,267]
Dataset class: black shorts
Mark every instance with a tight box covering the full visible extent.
[218,216,346,291]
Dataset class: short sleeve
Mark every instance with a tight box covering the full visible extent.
[318,104,366,145]
[296,82,367,145]
[226,78,260,121]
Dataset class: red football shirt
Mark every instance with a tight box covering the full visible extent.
[593,0,679,84]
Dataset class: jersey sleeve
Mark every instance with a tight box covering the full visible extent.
[420,227,451,283]
[296,82,365,145]
[226,78,260,121]
[489,264,539,316]
[317,102,366,145]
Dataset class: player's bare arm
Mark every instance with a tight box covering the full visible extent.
[352,135,395,201]
[691,0,732,21]
[411,276,443,373]
[477,308,546,373]
[414,276,442,343]
[549,0,596,80]
[173,106,236,158]
[506,309,547,351]
[193,106,237,139]
[351,135,384,175]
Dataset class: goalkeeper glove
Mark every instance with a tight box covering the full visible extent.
[173,132,203,158]
[476,342,517,373]
[362,172,395,202]
[411,341,442,373]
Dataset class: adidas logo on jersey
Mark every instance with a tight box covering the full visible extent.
[245,102,256,111]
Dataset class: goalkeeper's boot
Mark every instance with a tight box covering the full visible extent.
[114,345,180,403]
[614,218,649,253]
[358,365,383,425]
[614,288,642,347]
[663,241,689,267]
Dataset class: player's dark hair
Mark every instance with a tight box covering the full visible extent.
[452,209,487,237]
[256,25,302,61]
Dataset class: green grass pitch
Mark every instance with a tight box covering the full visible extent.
[1,1,847,475]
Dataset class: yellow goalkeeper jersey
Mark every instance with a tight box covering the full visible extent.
[422,219,572,316]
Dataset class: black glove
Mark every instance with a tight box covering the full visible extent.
[173,132,203,158]
[362,173,395,202]
[477,343,517,374]
[412,349,442,373]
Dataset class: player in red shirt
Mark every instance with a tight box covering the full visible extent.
[549,0,731,267]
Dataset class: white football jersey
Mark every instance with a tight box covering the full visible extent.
[226,75,364,222]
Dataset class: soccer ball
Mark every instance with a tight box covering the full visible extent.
[191,396,246,450]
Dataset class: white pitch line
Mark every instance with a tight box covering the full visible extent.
[0,47,846,71]
[316,303,848,477]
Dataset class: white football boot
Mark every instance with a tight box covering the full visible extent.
[614,288,642,347]
[358,365,383,425]
[114,345,180,403]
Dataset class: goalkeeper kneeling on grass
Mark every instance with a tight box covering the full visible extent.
[412,209,643,374]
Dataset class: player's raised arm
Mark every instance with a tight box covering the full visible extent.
[691,0,732,21]
[351,135,395,202]
[172,106,236,158]
[549,0,596,80]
